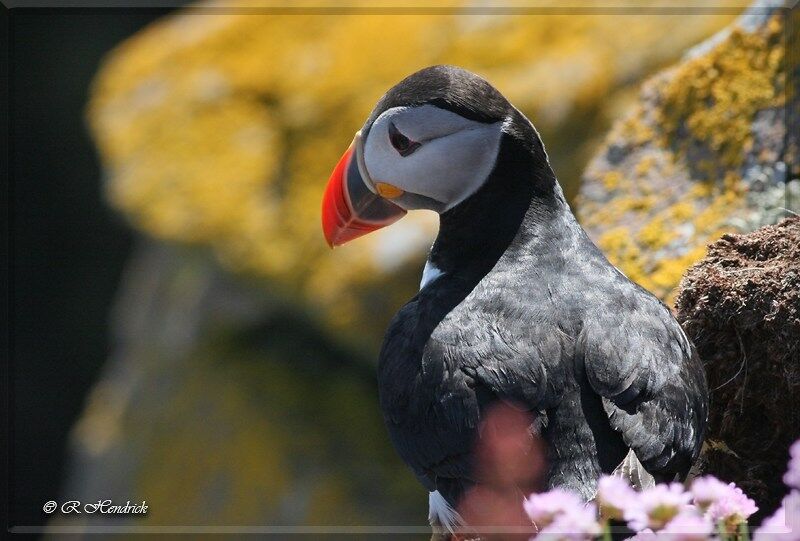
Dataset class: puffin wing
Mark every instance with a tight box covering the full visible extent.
[581,289,708,479]
[416,292,554,483]
[378,289,482,492]
[379,281,552,498]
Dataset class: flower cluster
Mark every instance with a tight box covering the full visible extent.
[625,482,694,532]
[520,438,800,540]
[755,492,799,541]
[524,489,602,540]
[785,441,800,491]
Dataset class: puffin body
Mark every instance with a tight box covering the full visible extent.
[321,66,708,532]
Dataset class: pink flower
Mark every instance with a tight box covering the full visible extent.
[690,476,731,511]
[659,511,713,541]
[597,475,637,520]
[536,502,602,540]
[524,488,602,540]
[625,528,657,541]
[624,483,692,531]
[783,491,800,535]
[754,493,800,541]
[690,476,757,531]
[754,506,790,541]
[706,482,758,531]
[785,440,800,490]
[524,489,586,528]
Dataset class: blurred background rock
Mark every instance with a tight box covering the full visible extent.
[8,6,177,529]
[6,0,796,534]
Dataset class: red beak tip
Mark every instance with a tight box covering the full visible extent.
[321,138,407,247]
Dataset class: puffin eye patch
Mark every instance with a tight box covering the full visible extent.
[388,121,421,157]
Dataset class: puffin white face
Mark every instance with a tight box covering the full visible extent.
[363,105,504,213]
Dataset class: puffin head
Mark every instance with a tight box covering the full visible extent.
[322,65,545,247]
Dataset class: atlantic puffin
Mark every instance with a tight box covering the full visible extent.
[321,65,708,534]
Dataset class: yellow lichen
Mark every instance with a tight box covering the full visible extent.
[614,106,657,147]
[598,226,647,284]
[579,12,784,300]
[603,171,623,191]
[634,155,657,178]
[638,214,677,249]
[659,14,785,173]
[88,1,734,329]
[594,172,747,300]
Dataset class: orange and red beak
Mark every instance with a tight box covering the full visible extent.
[321,132,407,247]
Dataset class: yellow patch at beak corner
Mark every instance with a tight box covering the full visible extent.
[375,182,405,199]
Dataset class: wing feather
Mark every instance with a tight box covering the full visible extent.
[582,291,708,479]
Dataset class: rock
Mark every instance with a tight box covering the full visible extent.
[53,243,423,531]
[676,216,800,519]
[578,2,798,301]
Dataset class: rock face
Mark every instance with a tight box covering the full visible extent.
[578,4,798,302]
[55,242,424,531]
[676,217,799,519]
[578,1,799,520]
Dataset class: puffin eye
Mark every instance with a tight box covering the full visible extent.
[388,121,421,157]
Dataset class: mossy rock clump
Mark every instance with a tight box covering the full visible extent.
[675,216,800,518]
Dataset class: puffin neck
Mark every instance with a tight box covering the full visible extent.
[428,129,573,284]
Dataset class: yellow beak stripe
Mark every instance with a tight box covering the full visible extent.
[375,182,405,199]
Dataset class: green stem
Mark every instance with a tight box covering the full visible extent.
[739,520,750,541]
[602,520,612,541]
[718,520,730,541]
